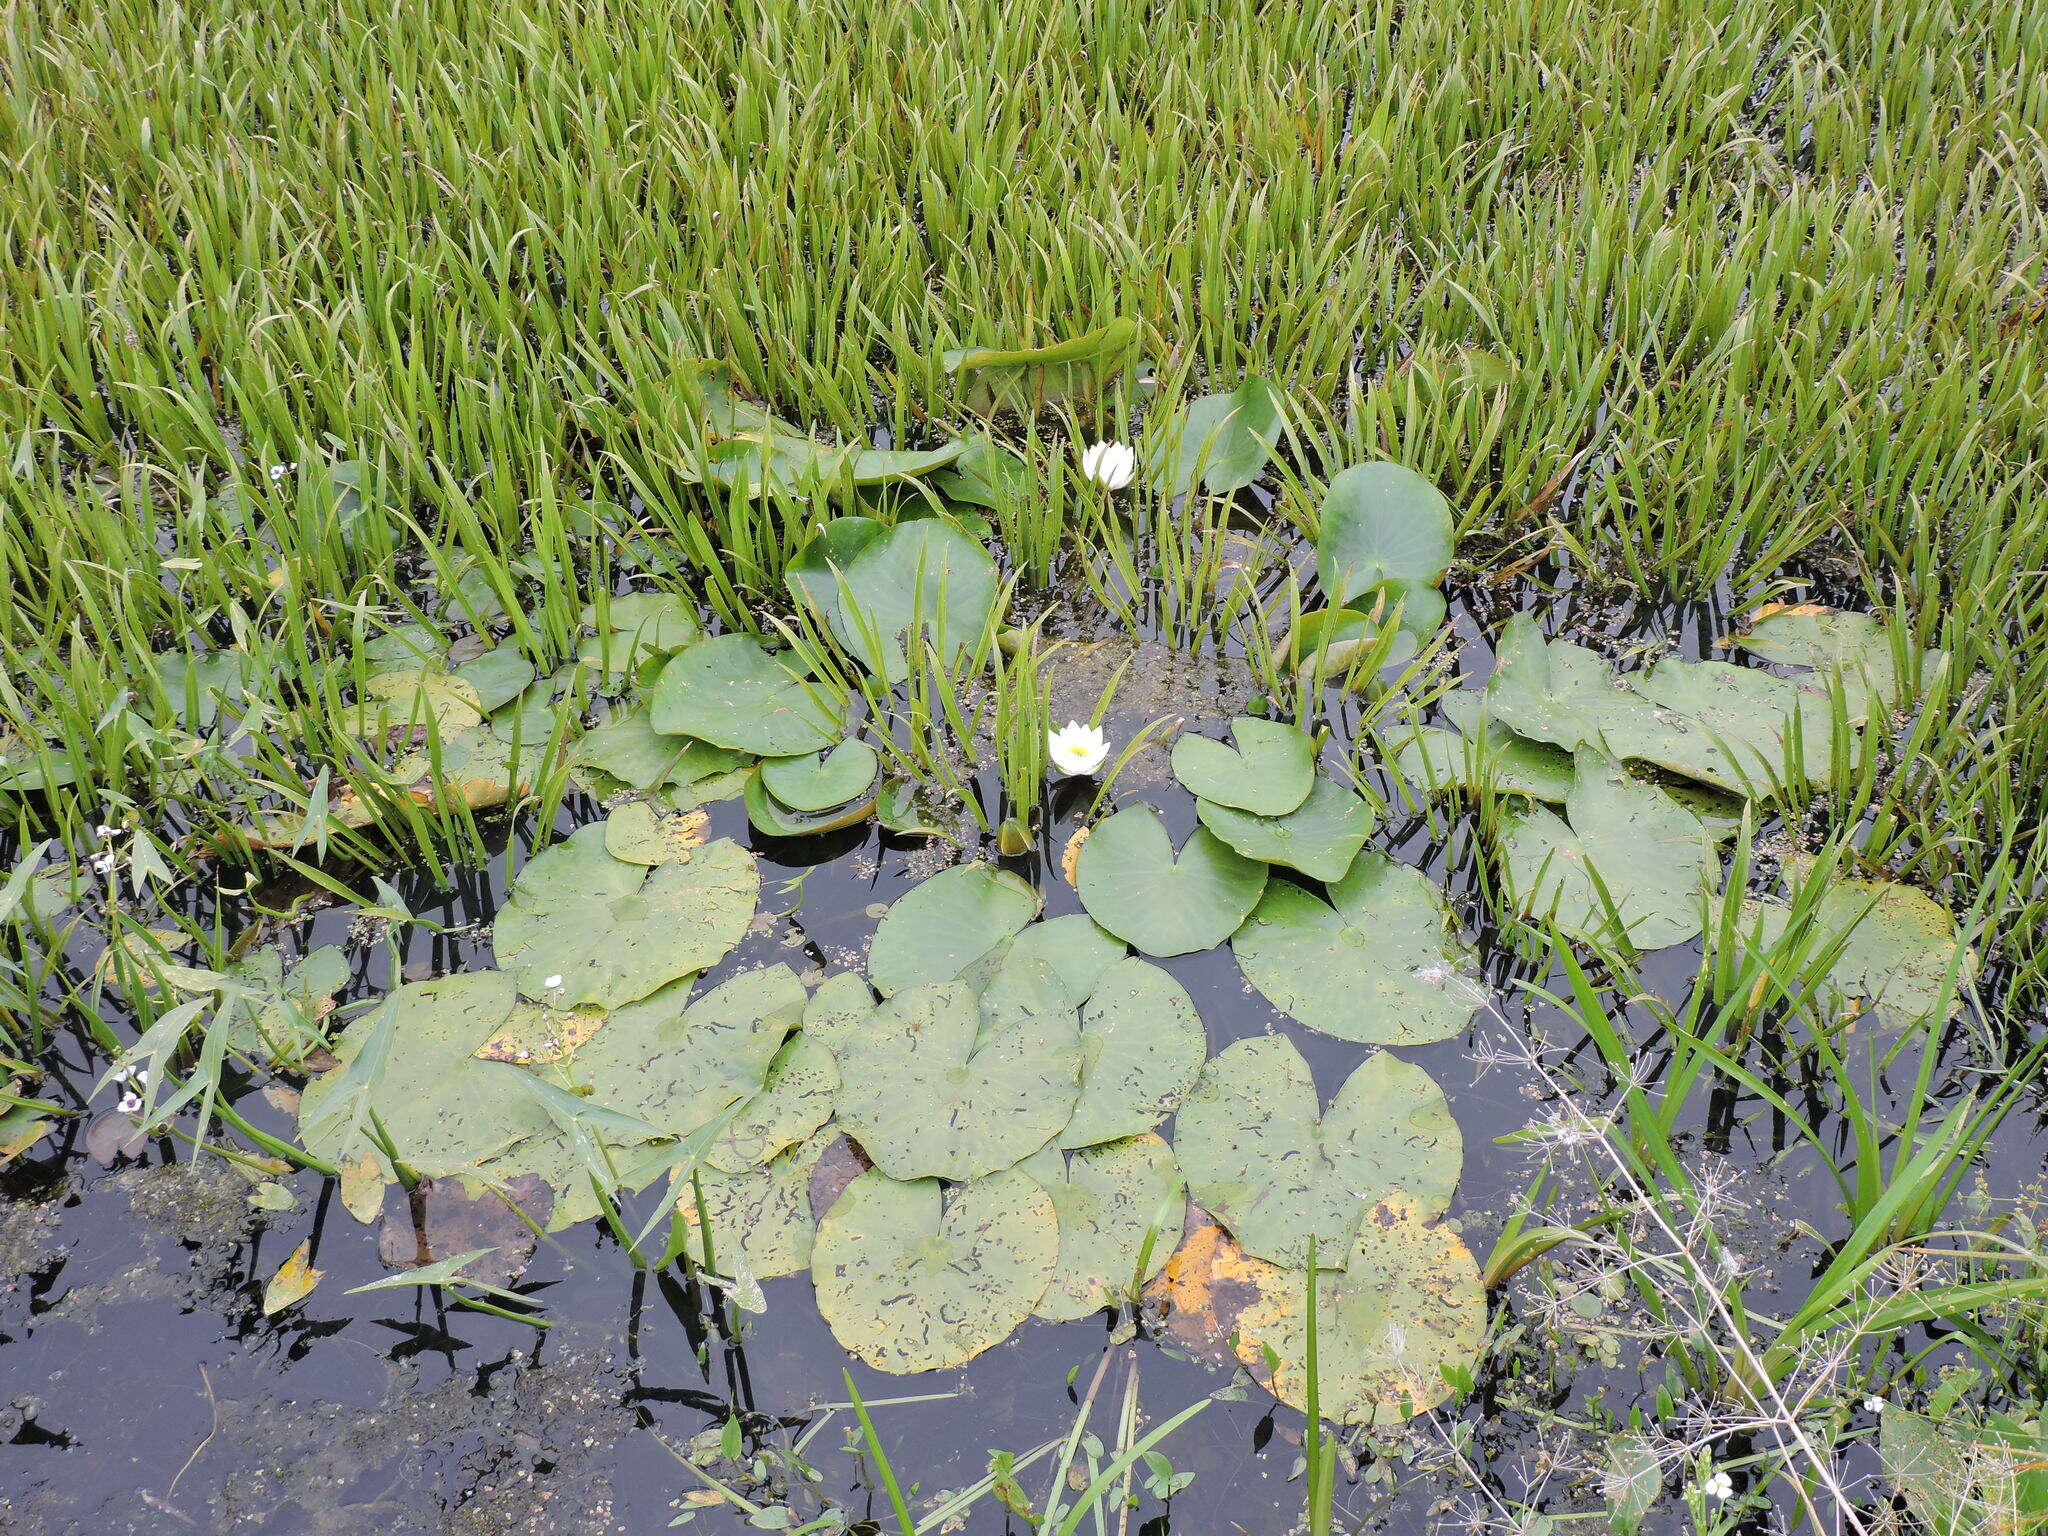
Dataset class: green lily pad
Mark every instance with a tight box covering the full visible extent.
[583,591,702,654]
[828,519,999,684]
[1233,853,1483,1045]
[829,980,1081,1181]
[844,442,967,484]
[1634,658,1837,790]
[932,435,1029,510]
[1022,1135,1185,1321]
[786,517,885,636]
[1195,777,1375,883]
[813,1167,1058,1373]
[355,668,485,734]
[743,768,877,837]
[1501,752,1711,951]
[1315,463,1454,607]
[1145,378,1286,496]
[1234,1192,1486,1425]
[1061,957,1205,1149]
[676,1126,836,1281]
[799,969,878,1055]
[1171,717,1315,815]
[866,864,1043,995]
[601,801,711,865]
[1075,808,1268,957]
[706,1030,839,1173]
[571,706,748,793]
[991,915,1126,1008]
[228,944,350,1067]
[1174,1036,1461,1269]
[943,318,1139,415]
[1394,691,1577,803]
[453,646,537,712]
[493,823,758,1008]
[650,634,839,756]
[761,740,881,811]
[1729,604,1907,718]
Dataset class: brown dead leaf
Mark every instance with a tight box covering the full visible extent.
[1143,1207,1279,1365]
[338,1152,387,1225]
[807,1132,872,1222]
[377,1173,554,1287]
[1060,826,1090,888]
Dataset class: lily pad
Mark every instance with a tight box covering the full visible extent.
[1060,958,1206,1148]
[1022,1135,1185,1321]
[1501,752,1711,951]
[650,634,839,756]
[743,769,877,837]
[943,318,1138,415]
[375,1173,553,1287]
[355,667,484,734]
[866,864,1043,995]
[1195,777,1375,883]
[1171,717,1315,816]
[1394,692,1577,803]
[786,517,885,635]
[473,1000,607,1066]
[829,980,1081,1181]
[761,740,881,812]
[988,915,1126,1010]
[1232,853,1484,1044]
[1075,808,1267,957]
[1729,603,1906,717]
[1146,378,1286,496]
[812,1168,1058,1373]
[1173,1036,1461,1269]
[1234,1192,1486,1425]
[1315,463,1454,607]
[828,519,1000,683]
[676,1126,836,1281]
[571,705,749,793]
[706,1030,839,1173]
[493,823,758,1008]
[602,803,708,866]
[1634,658,1837,790]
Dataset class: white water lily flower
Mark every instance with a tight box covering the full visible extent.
[1701,1470,1735,1502]
[1047,721,1110,777]
[1862,1396,1884,1414]
[1080,440,1137,491]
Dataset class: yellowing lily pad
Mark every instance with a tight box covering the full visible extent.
[474,1001,607,1066]
[601,802,709,865]
[263,1240,323,1315]
[675,1126,836,1281]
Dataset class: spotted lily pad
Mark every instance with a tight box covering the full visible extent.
[1234,1192,1486,1425]
[761,740,881,812]
[473,1000,607,1065]
[943,318,1138,414]
[650,634,840,755]
[1232,853,1484,1044]
[866,864,1042,995]
[493,823,757,1008]
[676,1126,836,1281]
[1171,718,1315,816]
[1022,1135,1185,1321]
[812,1167,1058,1373]
[706,1031,839,1173]
[1173,1036,1461,1269]
[1060,958,1206,1148]
[1501,752,1711,951]
[602,802,709,865]
[1075,808,1267,957]
[1195,777,1375,883]
[989,916,1127,1009]
[1315,463,1455,607]
[829,980,1081,1181]
[353,668,484,734]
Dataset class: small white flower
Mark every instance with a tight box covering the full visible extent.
[266,461,299,482]
[1701,1469,1735,1502]
[94,824,118,842]
[113,1065,148,1117]
[88,851,117,876]
[543,974,564,990]
[1862,1396,1884,1414]
[1079,440,1137,491]
[1047,721,1110,777]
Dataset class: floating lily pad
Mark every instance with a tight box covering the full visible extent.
[761,740,881,811]
[473,1000,607,1066]
[1171,717,1315,815]
[1174,1036,1461,1269]
[743,768,878,837]
[1075,808,1267,957]
[1146,378,1286,496]
[385,725,538,813]
[799,970,878,1056]
[453,646,537,712]
[493,823,757,1008]
[1195,777,1375,883]
[786,517,884,635]
[706,1030,839,1173]
[1234,1192,1486,1425]
[933,435,1029,510]
[602,802,709,865]
[1729,604,1906,717]
[571,707,748,793]
[943,318,1138,414]
[830,980,1081,1180]
[676,1126,836,1281]
[1233,853,1483,1044]
[650,634,840,755]
[354,667,484,734]
[1061,958,1206,1148]
[1394,692,1577,803]
[1501,752,1711,951]
[828,519,999,683]
[583,591,702,654]
[866,864,1043,995]
[1023,1135,1185,1321]
[812,1168,1058,1373]
[375,1173,553,1288]
[1315,463,1454,607]
[1634,658,1836,790]
[263,1240,322,1315]
[989,915,1126,1010]
[228,944,350,1066]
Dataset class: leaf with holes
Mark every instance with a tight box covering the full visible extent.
[706,1030,839,1173]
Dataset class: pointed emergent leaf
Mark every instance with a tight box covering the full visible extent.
[1501,752,1711,951]
[1393,691,1577,803]
[813,1168,1057,1373]
[1315,463,1454,607]
[705,1030,839,1173]
[942,318,1138,414]
[1145,378,1286,497]
[1022,1135,1185,1322]
[650,633,839,755]
[1195,777,1375,883]
[492,823,758,1009]
[1234,1192,1486,1426]
[1232,852,1484,1045]
[1060,958,1206,1149]
[830,519,999,683]
[830,981,1081,1180]
[1075,807,1267,957]
[867,864,1043,995]
[1171,718,1315,816]
[675,1126,837,1281]
[760,739,880,812]
[1174,1037,1461,1269]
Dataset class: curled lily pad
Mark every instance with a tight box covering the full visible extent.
[650,634,840,755]
[1195,777,1375,883]
[676,1126,836,1281]
[1061,957,1206,1149]
[493,823,757,1008]
[706,1030,839,1173]
[943,318,1138,414]
[1232,853,1484,1045]
[866,864,1042,995]
[761,740,880,812]
[1145,378,1286,497]
[812,1168,1057,1373]
[1075,807,1267,957]
[1501,752,1711,951]
[830,980,1081,1180]
[1315,463,1454,607]
[1171,717,1315,815]
[1174,1036,1461,1269]
[1023,1135,1185,1321]
[1234,1192,1486,1425]
[1285,607,1419,685]
[744,768,877,837]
